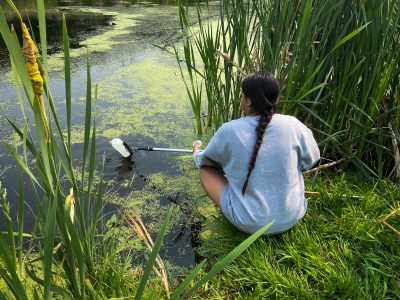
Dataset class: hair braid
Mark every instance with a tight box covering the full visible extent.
[240,71,280,195]
[242,109,274,195]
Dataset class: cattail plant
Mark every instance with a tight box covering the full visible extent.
[21,22,50,143]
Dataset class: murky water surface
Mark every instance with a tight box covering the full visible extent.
[0,1,213,268]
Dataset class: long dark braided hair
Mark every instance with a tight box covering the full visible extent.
[241,71,280,195]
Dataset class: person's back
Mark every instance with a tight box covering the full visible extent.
[200,114,319,234]
[193,71,320,235]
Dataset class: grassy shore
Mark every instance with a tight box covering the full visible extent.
[194,171,400,299]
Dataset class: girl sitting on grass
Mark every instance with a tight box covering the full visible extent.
[193,71,320,235]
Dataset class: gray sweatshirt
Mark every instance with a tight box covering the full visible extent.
[194,114,320,235]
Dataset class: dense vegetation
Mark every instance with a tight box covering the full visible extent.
[0,0,399,298]
[176,0,400,180]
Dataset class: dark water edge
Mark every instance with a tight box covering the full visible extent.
[1,0,206,10]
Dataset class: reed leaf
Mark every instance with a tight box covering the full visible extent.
[17,172,25,276]
[63,14,72,153]
[0,7,34,105]
[4,144,43,189]
[170,259,206,300]
[82,55,92,191]
[9,26,26,120]
[135,206,173,300]
[43,189,57,299]
[181,220,274,298]
[37,0,47,79]
[0,266,28,300]
[331,22,371,52]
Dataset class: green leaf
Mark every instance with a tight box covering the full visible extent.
[170,260,207,300]
[63,14,72,152]
[5,143,43,190]
[9,32,26,120]
[82,54,92,191]
[0,7,34,105]
[6,118,38,157]
[87,119,97,198]
[135,207,173,300]
[0,264,28,300]
[43,190,58,299]
[25,266,74,300]
[0,185,17,271]
[37,0,48,79]
[6,0,22,19]
[332,22,371,51]
[182,220,274,298]
[32,98,54,193]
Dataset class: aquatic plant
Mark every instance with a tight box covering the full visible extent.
[177,0,400,180]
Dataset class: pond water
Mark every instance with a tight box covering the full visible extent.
[0,1,214,268]
[1,0,201,9]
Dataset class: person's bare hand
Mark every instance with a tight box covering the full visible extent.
[193,140,202,152]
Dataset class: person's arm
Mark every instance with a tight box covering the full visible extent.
[298,126,320,170]
[193,124,229,169]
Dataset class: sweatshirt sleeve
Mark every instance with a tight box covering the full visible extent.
[298,126,320,170]
[193,124,229,169]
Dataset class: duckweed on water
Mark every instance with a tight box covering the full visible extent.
[48,8,140,71]
[69,55,196,147]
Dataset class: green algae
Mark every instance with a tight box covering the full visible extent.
[68,54,198,148]
[48,8,140,71]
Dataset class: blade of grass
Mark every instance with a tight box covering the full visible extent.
[82,54,92,191]
[331,22,371,52]
[0,266,28,300]
[0,188,17,272]
[63,14,72,153]
[6,0,22,20]
[182,220,274,298]
[43,188,58,299]
[37,0,47,79]
[170,259,207,300]
[10,36,26,120]
[17,171,25,276]
[135,206,173,300]
[25,266,74,300]
[5,144,43,190]
[32,97,54,193]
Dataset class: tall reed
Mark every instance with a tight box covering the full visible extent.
[177,0,400,179]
